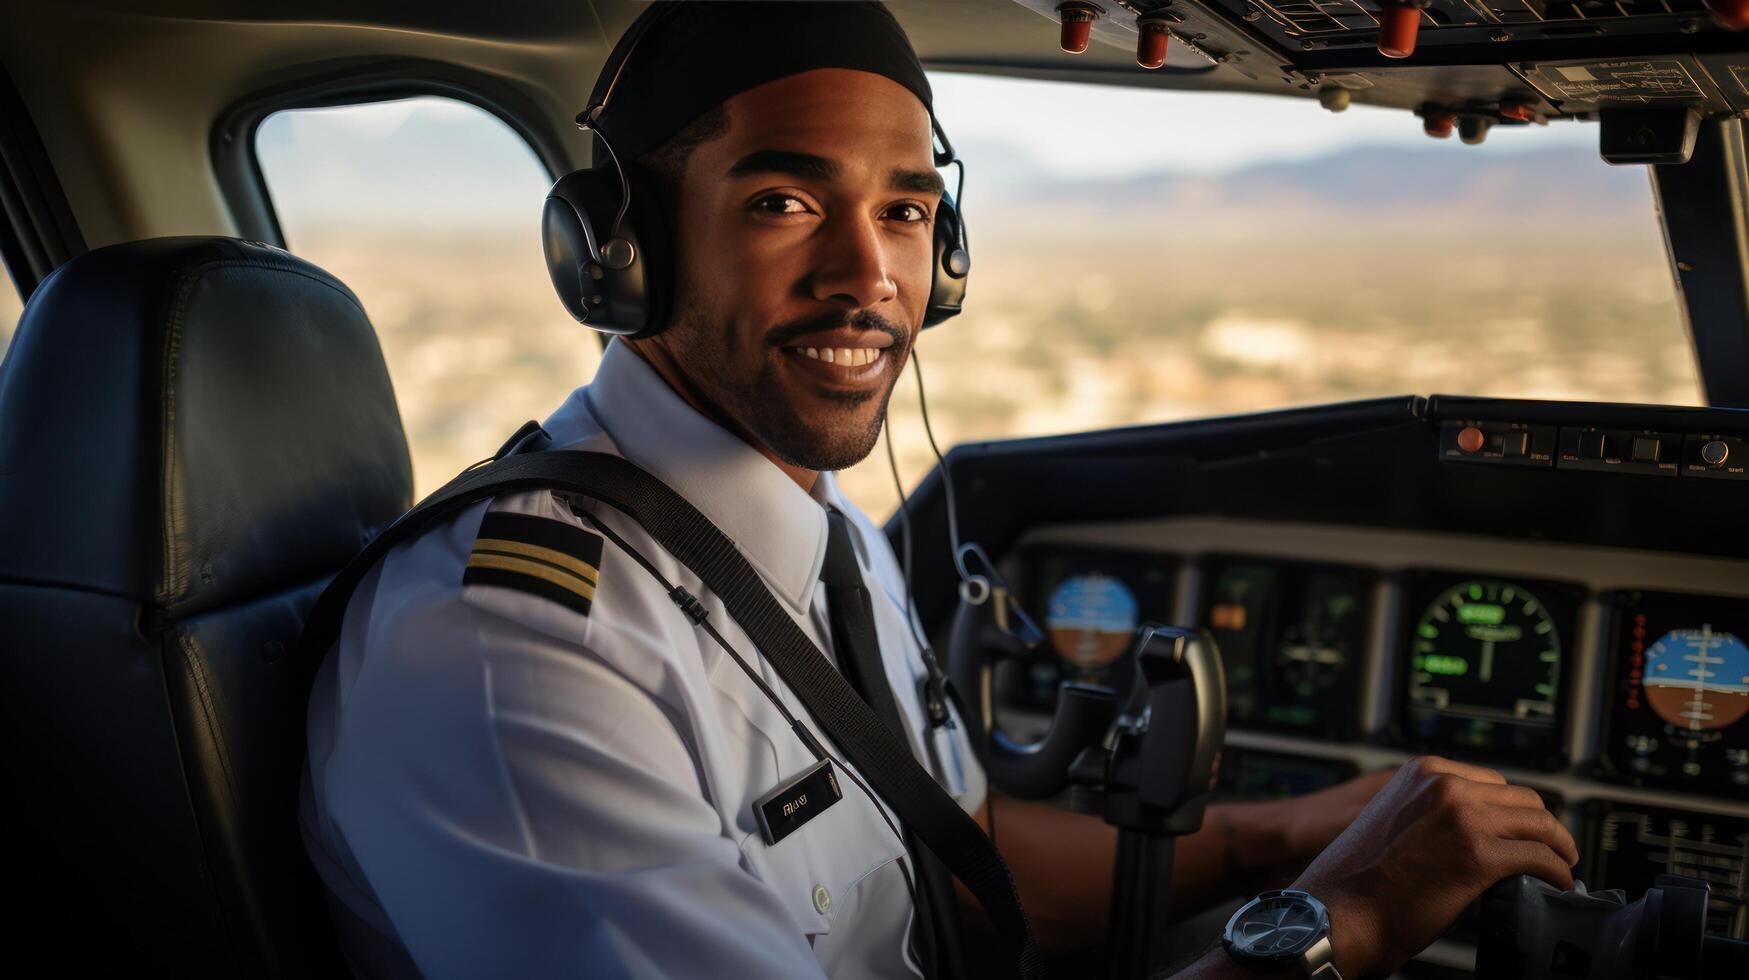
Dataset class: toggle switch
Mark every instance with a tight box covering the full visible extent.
[1559,428,1681,475]
[1459,115,1493,146]
[1499,101,1536,123]
[1136,18,1172,69]
[1058,3,1098,54]
[1439,421,1554,467]
[1377,1,1429,59]
[1423,110,1454,139]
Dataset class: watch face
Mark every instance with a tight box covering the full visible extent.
[1227,892,1326,961]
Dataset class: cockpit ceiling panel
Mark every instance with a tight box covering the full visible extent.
[1244,0,1716,37]
[1003,0,1749,117]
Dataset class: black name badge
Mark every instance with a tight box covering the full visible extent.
[755,760,842,845]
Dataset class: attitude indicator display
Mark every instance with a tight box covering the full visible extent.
[1046,574,1139,671]
[1603,592,1749,797]
[1022,546,1176,707]
[1200,558,1371,739]
[1399,573,1580,767]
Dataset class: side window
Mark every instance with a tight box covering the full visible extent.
[255,96,599,496]
[0,276,19,365]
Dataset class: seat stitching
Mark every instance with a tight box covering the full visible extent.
[155,253,373,606]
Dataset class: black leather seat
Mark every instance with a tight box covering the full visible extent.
[0,237,412,977]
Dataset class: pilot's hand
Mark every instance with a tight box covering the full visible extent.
[1288,755,1577,979]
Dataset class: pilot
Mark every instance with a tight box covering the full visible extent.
[301,3,1580,978]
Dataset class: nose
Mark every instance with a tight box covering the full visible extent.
[809,211,898,310]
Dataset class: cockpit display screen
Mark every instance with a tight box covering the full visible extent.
[1198,557,1372,739]
[1397,572,1581,767]
[1584,801,1749,940]
[1020,546,1176,707]
[1601,591,1749,798]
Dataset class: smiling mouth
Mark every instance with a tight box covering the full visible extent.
[783,346,885,367]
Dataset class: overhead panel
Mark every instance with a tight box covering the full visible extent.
[1007,0,1749,142]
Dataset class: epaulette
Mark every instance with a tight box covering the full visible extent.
[463,511,605,617]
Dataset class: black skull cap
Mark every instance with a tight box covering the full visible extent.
[584,1,934,160]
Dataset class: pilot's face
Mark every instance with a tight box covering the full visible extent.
[638,68,942,474]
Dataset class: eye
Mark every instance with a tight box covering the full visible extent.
[885,202,932,224]
[752,193,812,216]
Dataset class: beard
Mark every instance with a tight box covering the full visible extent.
[664,305,910,473]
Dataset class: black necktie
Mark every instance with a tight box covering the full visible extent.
[820,509,909,741]
[819,508,964,977]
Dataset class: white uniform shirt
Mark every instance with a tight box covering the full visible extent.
[302,339,986,979]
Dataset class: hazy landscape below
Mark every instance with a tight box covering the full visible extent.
[0,139,1698,521]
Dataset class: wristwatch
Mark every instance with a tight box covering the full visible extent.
[1221,889,1342,978]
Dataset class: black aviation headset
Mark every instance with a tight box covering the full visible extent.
[541,3,972,338]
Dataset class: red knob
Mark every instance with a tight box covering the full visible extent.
[1423,111,1454,139]
[1059,5,1096,54]
[1499,101,1535,122]
[1457,426,1486,454]
[1137,21,1171,69]
[1705,0,1749,27]
[1378,3,1422,59]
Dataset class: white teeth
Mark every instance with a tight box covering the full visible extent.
[790,346,886,367]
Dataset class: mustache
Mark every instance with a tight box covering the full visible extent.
[765,309,907,349]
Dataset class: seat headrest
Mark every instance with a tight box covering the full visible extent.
[0,237,412,614]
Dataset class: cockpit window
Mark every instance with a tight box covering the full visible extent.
[254,96,601,497]
[841,72,1702,517]
[0,275,19,366]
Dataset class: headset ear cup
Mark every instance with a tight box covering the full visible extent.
[542,177,601,324]
[924,190,970,328]
[541,166,652,336]
[620,165,674,339]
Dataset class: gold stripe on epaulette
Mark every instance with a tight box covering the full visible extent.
[472,538,600,584]
[465,553,598,601]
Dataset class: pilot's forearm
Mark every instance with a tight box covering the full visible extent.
[973,796,1296,949]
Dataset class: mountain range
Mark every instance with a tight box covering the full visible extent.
[963,139,1657,236]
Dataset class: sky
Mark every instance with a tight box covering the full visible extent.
[928,72,1597,177]
[254,69,1607,232]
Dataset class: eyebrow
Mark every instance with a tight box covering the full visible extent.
[727,149,946,196]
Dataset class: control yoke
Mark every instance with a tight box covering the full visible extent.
[1068,625,1227,979]
[1478,873,1749,979]
[945,561,1226,979]
[944,551,1120,799]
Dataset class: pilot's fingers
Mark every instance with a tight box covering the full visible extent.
[1485,805,1580,868]
[1487,838,1577,891]
[1408,754,1507,786]
[1469,781,1553,812]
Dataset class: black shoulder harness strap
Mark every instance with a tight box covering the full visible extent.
[299,443,1046,980]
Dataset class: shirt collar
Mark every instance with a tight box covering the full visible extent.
[550,339,829,612]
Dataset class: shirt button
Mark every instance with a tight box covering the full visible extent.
[812,883,832,915]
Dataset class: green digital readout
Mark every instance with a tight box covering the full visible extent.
[1456,603,1505,626]
[1403,576,1570,763]
[1417,654,1469,676]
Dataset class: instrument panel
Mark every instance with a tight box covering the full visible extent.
[1584,801,1749,940]
[1009,517,1749,946]
[1601,591,1749,798]
[1396,572,1581,769]
[1201,558,1371,740]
